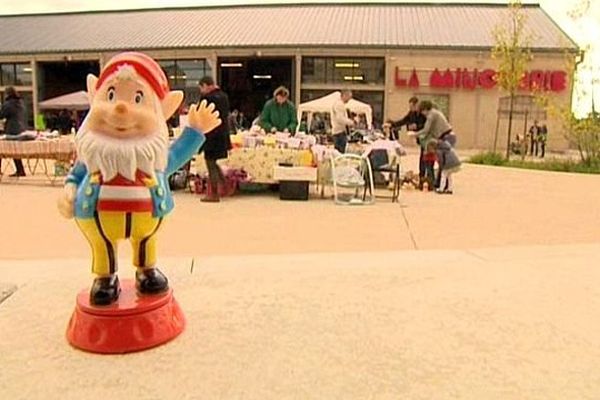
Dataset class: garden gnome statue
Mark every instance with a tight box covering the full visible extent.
[58,52,221,306]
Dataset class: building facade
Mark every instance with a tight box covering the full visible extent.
[0,3,577,149]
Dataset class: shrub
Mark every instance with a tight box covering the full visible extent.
[468,152,506,166]
[468,153,600,174]
[508,159,600,174]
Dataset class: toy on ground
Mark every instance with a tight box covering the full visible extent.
[400,170,420,190]
[58,52,221,353]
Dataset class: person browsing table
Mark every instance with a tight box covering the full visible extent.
[259,86,298,133]
[0,87,27,177]
[387,96,427,180]
[331,90,355,153]
[388,97,426,140]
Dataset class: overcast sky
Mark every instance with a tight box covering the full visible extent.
[0,0,598,115]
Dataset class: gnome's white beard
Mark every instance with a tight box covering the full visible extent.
[76,130,168,182]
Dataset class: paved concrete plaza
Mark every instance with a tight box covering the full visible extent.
[0,156,599,399]
[1,155,599,258]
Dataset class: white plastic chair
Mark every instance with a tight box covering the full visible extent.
[330,154,375,205]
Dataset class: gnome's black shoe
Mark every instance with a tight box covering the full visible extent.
[90,275,121,306]
[136,268,169,295]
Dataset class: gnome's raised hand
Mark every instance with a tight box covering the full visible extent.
[188,100,221,134]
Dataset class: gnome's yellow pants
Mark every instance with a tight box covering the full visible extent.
[76,212,162,276]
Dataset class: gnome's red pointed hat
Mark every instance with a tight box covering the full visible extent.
[96,52,170,99]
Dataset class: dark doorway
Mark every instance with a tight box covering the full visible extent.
[218,58,293,126]
[37,61,100,101]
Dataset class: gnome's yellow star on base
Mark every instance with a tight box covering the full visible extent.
[58,52,222,306]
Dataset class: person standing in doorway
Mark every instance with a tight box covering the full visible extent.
[238,112,248,129]
[228,109,241,134]
[57,109,73,135]
[259,86,298,133]
[331,90,355,153]
[0,87,26,177]
[199,76,231,203]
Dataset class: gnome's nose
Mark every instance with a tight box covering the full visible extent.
[114,102,128,115]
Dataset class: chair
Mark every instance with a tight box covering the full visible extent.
[366,148,401,203]
[330,154,375,205]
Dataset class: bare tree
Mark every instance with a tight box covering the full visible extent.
[492,0,532,158]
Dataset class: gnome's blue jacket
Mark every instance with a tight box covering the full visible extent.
[66,127,205,219]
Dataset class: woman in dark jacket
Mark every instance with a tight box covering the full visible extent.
[198,76,231,202]
[388,97,426,183]
[0,87,26,177]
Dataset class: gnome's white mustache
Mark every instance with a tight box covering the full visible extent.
[76,130,168,182]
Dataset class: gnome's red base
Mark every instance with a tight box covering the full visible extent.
[66,280,185,354]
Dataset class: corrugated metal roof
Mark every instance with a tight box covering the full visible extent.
[0,3,578,55]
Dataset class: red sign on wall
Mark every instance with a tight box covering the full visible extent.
[394,67,567,92]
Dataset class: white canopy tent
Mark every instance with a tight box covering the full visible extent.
[297,91,373,132]
[39,91,89,111]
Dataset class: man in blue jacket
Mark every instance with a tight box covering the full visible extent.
[57,52,221,305]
